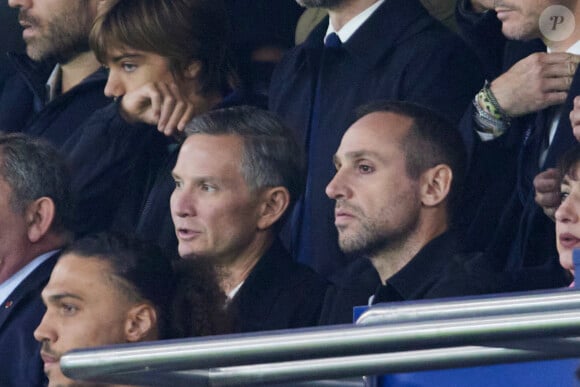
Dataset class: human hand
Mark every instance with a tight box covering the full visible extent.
[490,52,580,117]
[119,82,196,137]
[534,168,562,221]
[569,96,580,142]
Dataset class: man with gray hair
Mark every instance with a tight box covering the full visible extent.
[171,106,328,332]
[0,133,74,387]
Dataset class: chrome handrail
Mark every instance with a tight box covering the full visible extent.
[60,289,580,386]
[356,288,580,325]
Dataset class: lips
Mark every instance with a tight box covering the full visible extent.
[175,227,201,241]
[18,13,38,38]
[334,208,356,227]
[19,20,36,39]
[495,7,514,18]
[40,351,59,371]
[559,232,580,250]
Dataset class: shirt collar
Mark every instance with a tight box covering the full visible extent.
[384,231,457,300]
[546,40,580,54]
[324,0,385,44]
[45,64,62,103]
[227,281,244,300]
[0,250,59,305]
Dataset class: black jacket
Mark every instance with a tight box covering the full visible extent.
[229,238,329,332]
[0,54,168,235]
[455,0,578,272]
[319,232,562,325]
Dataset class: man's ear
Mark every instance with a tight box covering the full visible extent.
[125,304,158,342]
[26,197,56,243]
[419,164,452,208]
[257,187,290,230]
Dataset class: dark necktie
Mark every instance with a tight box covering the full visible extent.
[294,32,343,266]
[324,32,342,49]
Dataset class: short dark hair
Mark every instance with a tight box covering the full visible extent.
[62,233,174,336]
[90,0,238,95]
[62,232,228,338]
[559,143,580,180]
[357,100,467,220]
[184,106,305,217]
[0,133,74,233]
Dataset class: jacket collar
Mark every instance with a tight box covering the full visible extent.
[8,52,109,103]
[380,230,458,301]
[0,252,60,330]
[300,0,436,70]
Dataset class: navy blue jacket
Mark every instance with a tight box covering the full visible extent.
[455,1,578,271]
[229,238,329,332]
[269,0,484,278]
[0,253,59,387]
[0,54,168,235]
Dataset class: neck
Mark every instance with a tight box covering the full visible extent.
[370,219,447,284]
[0,233,68,284]
[544,35,580,52]
[328,0,379,31]
[60,51,101,94]
[217,233,273,294]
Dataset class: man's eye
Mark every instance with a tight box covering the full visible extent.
[560,191,570,201]
[358,164,373,173]
[201,184,216,192]
[174,180,182,189]
[122,63,137,72]
[60,304,78,316]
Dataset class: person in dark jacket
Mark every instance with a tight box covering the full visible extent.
[0,133,74,387]
[269,0,484,279]
[89,0,260,258]
[319,101,538,325]
[454,0,580,279]
[172,106,328,332]
[1,0,167,236]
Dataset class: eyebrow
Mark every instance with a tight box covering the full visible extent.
[334,150,385,164]
[171,172,222,184]
[45,293,83,304]
[109,53,143,63]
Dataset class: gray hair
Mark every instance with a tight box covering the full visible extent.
[184,106,305,210]
[0,133,74,233]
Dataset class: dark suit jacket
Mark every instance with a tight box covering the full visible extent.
[0,253,59,387]
[229,238,329,332]
[455,1,579,272]
[269,0,484,278]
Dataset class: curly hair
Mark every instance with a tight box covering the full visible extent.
[170,258,232,337]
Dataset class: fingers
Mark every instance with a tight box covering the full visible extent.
[156,82,178,134]
[121,82,195,136]
[156,83,198,136]
[571,96,580,142]
[533,168,561,194]
[491,53,578,116]
[534,168,562,222]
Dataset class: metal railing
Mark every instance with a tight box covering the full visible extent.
[60,289,580,386]
[356,287,580,325]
